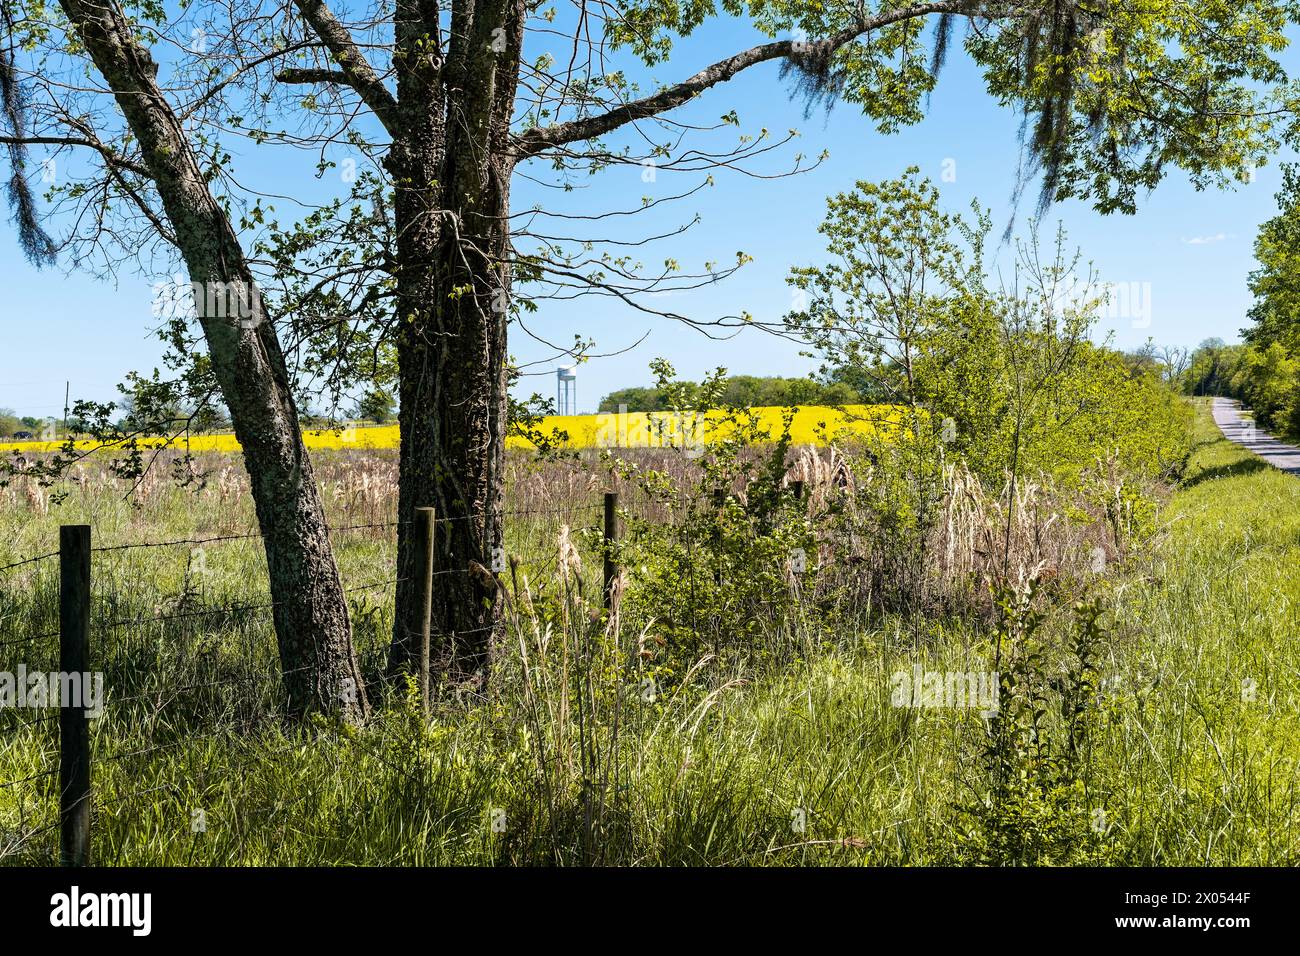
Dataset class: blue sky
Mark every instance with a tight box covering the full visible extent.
[1,16,1293,418]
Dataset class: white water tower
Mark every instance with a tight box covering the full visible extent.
[557,365,577,415]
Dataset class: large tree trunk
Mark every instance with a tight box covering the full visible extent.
[60,0,367,720]
[387,0,521,685]
[389,222,511,684]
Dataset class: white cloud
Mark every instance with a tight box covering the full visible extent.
[1182,232,1230,245]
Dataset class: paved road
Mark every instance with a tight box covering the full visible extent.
[1211,397,1300,474]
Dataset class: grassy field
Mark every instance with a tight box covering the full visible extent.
[2,399,1298,865]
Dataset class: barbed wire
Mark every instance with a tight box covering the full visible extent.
[0,502,607,579]
[345,577,406,593]
[0,767,56,791]
[93,576,411,634]
[498,503,605,521]
[102,724,319,767]
[98,599,280,631]
[0,629,58,649]
[103,615,498,719]
[0,498,616,802]
[90,521,404,555]
[94,782,172,813]
[101,663,319,768]
[91,531,265,554]
[84,504,605,555]
[0,550,59,575]
[4,613,526,802]
[97,704,438,817]
[330,520,402,533]
[108,663,319,712]
[108,679,265,711]
[103,737,201,765]
[0,711,60,731]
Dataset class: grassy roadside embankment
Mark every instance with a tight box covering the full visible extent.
[1088,398,1300,864]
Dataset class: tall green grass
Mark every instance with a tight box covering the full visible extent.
[2,401,1298,865]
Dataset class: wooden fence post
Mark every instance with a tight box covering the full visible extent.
[414,507,436,716]
[59,524,91,867]
[603,492,619,612]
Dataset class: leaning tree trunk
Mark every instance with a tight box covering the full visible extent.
[387,0,521,685]
[60,0,367,720]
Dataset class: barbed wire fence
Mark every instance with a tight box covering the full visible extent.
[0,497,616,865]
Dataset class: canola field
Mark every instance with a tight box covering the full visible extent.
[0,405,893,454]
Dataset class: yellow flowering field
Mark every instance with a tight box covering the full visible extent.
[515,404,895,450]
[0,404,894,454]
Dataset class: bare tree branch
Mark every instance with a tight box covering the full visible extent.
[275,66,352,85]
[514,1,973,157]
[0,134,149,176]
[288,0,399,133]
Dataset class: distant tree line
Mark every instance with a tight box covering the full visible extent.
[598,374,864,413]
[1174,338,1297,435]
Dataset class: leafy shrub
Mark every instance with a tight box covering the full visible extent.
[601,362,816,679]
[953,579,1115,865]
